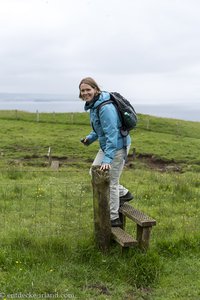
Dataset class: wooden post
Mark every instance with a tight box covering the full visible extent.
[132,147,136,159]
[136,225,152,250]
[71,113,74,124]
[15,109,18,120]
[51,160,59,170]
[119,212,126,230]
[36,110,40,122]
[91,165,111,252]
[47,147,52,166]
[53,112,56,123]
[146,118,150,130]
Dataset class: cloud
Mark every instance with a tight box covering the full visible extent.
[0,0,200,103]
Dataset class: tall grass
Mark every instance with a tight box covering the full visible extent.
[0,110,199,299]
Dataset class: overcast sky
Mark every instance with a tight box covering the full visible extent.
[0,0,200,104]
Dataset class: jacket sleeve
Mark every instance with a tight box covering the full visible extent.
[99,104,119,164]
[86,130,98,144]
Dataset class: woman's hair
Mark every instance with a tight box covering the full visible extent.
[79,77,101,98]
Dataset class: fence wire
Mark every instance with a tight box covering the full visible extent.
[0,172,199,248]
[0,179,94,246]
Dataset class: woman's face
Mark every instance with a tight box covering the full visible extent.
[80,83,98,102]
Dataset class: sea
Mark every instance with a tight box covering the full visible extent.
[0,93,199,122]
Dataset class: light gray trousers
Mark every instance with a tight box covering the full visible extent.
[90,146,130,220]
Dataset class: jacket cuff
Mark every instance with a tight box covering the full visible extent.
[102,156,113,164]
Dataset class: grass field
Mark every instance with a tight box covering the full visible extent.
[0,110,199,299]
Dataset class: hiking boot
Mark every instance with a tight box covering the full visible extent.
[120,191,134,205]
[111,218,122,227]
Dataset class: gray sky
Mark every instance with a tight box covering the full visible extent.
[0,0,200,104]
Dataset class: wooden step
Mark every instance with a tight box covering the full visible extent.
[111,227,138,247]
[119,203,156,227]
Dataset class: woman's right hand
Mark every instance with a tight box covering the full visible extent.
[80,138,89,145]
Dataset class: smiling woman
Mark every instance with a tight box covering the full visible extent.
[79,77,134,227]
[79,77,101,102]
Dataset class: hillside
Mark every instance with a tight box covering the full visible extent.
[0,110,199,300]
[0,110,199,169]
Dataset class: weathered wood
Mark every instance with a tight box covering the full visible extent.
[132,147,136,159]
[47,147,52,166]
[51,160,59,170]
[119,203,156,227]
[91,165,111,252]
[119,211,126,230]
[91,167,156,251]
[136,225,152,250]
[111,227,138,247]
[119,203,156,250]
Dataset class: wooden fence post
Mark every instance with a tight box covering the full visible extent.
[146,118,150,130]
[91,165,111,252]
[47,147,52,166]
[15,109,18,120]
[136,225,152,250]
[36,110,40,122]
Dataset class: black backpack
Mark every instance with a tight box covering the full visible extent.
[97,92,137,137]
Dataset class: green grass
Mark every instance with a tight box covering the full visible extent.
[0,110,199,299]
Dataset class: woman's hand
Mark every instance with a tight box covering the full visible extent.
[100,163,111,170]
[80,137,89,146]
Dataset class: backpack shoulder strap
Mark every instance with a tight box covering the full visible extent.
[96,100,113,117]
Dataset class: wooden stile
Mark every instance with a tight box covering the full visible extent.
[91,165,111,252]
[91,166,156,252]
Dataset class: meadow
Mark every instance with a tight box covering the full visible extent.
[0,110,199,299]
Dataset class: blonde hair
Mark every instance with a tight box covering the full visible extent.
[79,77,101,98]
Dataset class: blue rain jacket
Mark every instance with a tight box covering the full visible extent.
[84,91,131,164]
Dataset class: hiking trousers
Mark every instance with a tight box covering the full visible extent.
[90,146,130,220]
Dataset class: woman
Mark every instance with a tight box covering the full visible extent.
[79,77,133,227]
